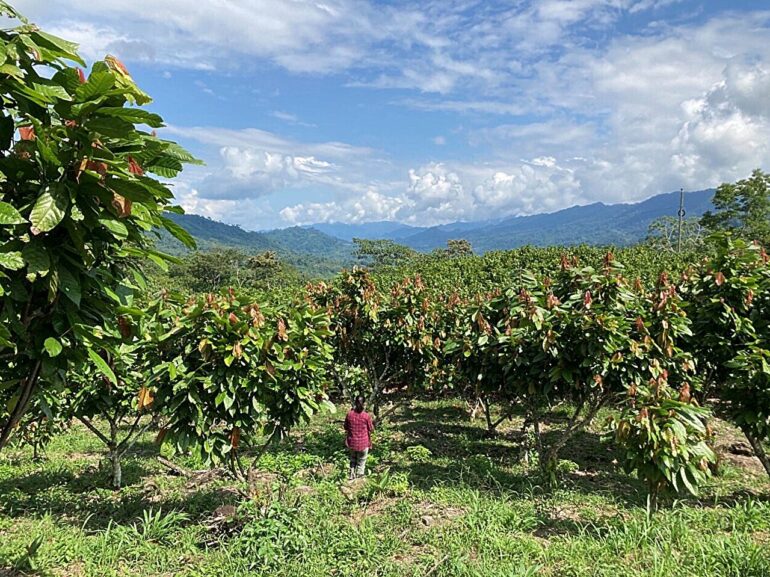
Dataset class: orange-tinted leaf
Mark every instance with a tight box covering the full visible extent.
[127,155,144,176]
[105,54,131,77]
[86,160,108,177]
[118,316,132,338]
[277,318,288,341]
[230,427,241,449]
[19,126,35,141]
[138,386,155,411]
[111,193,132,218]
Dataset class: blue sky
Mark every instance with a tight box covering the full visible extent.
[17,0,770,230]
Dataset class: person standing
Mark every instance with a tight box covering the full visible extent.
[344,395,374,480]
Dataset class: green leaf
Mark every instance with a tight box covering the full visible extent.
[0,201,25,225]
[30,30,85,65]
[87,348,117,385]
[0,63,22,78]
[99,217,129,240]
[22,242,50,278]
[44,337,62,357]
[75,71,115,101]
[86,116,134,138]
[96,107,164,128]
[160,215,196,249]
[145,156,184,178]
[30,186,68,234]
[105,178,155,203]
[0,251,23,270]
[58,266,81,306]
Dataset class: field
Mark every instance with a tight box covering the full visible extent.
[2,399,770,577]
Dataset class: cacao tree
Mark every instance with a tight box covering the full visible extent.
[0,3,198,449]
[309,269,438,418]
[686,234,770,476]
[149,290,335,473]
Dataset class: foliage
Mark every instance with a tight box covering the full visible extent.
[446,253,716,497]
[701,169,770,245]
[151,290,335,466]
[686,234,770,475]
[308,269,438,415]
[353,237,417,268]
[66,311,158,489]
[440,238,474,257]
[0,4,198,449]
[646,215,706,252]
[165,248,295,295]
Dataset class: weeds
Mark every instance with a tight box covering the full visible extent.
[1,399,769,576]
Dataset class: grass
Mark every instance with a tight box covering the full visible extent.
[1,398,770,576]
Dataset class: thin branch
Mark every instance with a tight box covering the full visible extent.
[247,429,279,477]
[118,417,154,458]
[0,360,43,450]
[78,416,112,447]
[157,455,191,476]
[116,412,144,453]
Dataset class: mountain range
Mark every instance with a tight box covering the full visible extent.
[159,188,715,273]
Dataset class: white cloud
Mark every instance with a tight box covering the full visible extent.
[672,60,770,187]
[280,190,405,224]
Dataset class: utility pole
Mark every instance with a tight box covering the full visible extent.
[677,187,685,253]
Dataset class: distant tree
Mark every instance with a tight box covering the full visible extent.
[646,216,705,252]
[353,238,417,268]
[169,248,285,293]
[444,239,474,257]
[701,169,770,244]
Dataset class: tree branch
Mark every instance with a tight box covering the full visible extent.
[78,416,112,447]
[0,360,43,450]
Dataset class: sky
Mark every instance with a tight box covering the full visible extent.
[16,0,770,230]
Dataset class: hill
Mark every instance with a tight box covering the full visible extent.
[155,189,716,274]
[154,213,356,277]
[311,189,715,252]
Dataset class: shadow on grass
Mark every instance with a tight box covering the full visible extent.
[0,447,240,531]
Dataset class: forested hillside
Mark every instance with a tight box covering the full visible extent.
[312,189,715,252]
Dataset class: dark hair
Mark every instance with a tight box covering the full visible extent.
[354,395,365,413]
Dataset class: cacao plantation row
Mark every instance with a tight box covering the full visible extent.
[0,3,768,513]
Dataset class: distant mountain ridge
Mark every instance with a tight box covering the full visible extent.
[310,189,715,253]
[157,189,715,276]
[156,213,357,277]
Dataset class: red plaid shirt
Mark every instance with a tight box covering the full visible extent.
[344,409,374,451]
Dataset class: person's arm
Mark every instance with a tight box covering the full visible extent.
[367,413,374,433]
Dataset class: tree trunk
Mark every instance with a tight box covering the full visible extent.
[109,420,122,490]
[0,361,42,451]
[742,427,770,478]
[368,377,383,419]
[483,397,494,433]
[109,449,122,490]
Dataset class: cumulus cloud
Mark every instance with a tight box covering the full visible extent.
[280,190,405,224]
[672,60,770,187]
[280,158,589,226]
[473,161,585,215]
